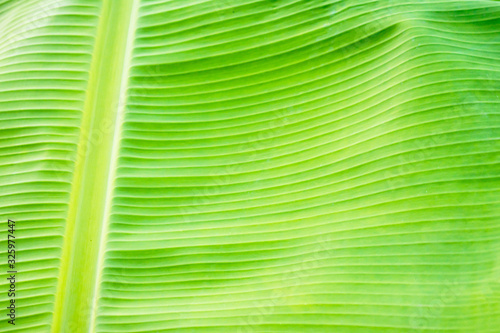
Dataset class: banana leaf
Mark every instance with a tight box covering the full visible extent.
[0,0,499,332]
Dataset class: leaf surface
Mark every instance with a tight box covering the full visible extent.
[1,0,500,332]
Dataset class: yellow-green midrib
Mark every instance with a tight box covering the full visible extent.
[51,0,137,332]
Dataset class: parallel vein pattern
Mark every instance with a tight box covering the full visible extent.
[95,0,500,332]
[0,0,100,332]
[0,1,499,333]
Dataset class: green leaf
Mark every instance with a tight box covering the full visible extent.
[0,0,499,332]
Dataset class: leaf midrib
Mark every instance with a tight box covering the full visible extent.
[51,1,138,332]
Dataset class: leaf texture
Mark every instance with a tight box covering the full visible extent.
[1,0,500,332]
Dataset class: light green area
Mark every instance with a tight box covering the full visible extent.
[51,0,136,332]
[0,0,500,333]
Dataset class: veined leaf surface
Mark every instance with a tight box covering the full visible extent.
[0,0,499,332]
